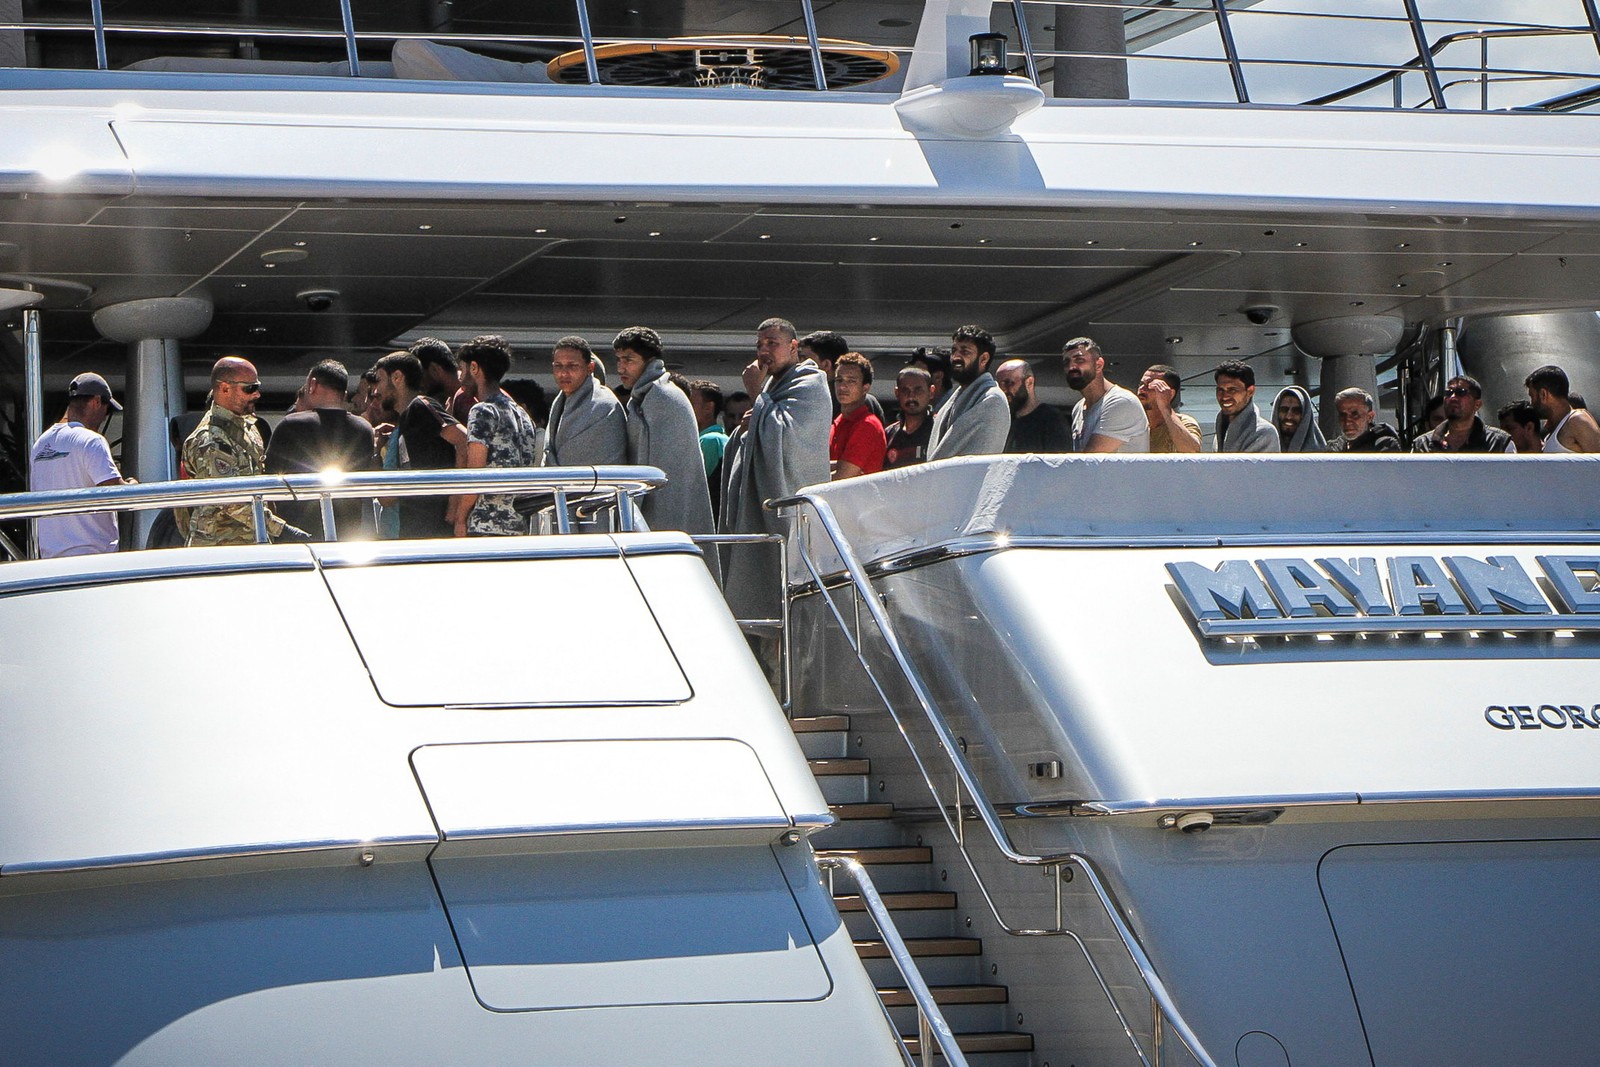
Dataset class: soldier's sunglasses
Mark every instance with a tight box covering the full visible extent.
[224,379,262,394]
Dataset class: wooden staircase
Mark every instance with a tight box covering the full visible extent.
[794,713,1036,1065]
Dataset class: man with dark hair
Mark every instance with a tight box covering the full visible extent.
[1330,387,1401,453]
[884,365,934,469]
[373,349,468,539]
[453,335,539,536]
[1212,360,1279,453]
[830,352,886,479]
[1062,337,1148,453]
[802,329,886,421]
[1525,363,1600,453]
[1138,364,1202,453]
[689,379,729,513]
[1497,399,1543,455]
[410,336,474,423]
[613,326,716,562]
[928,325,1008,459]
[995,358,1070,453]
[907,345,951,411]
[29,372,133,557]
[1411,375,1514,454]
[722,316,831,619]
[265,358,379,538]
[545,335,626,468]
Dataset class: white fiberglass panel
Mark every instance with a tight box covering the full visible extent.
[323,555,689,707]
[430,845,830,1010]
[412,740,788,841]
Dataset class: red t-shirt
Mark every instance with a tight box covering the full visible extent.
[831,405,888,476]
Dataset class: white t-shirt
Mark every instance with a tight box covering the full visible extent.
[1072,383,1150,453]
[29,421,121,558]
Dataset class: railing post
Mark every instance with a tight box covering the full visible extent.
[23,307,41,560]
[1479,34,1488,111]
[1582,0,1600,60]
[614,488,635,532]
[1009,0,1040,85]
[1210,0,1249,104]
[798,0,827,90]
[319,493,337,541]
[338,0,361,76]
[574,0,600,84]
[1400,0,1448,108]
[89,0,107,71]
[251,497,270,543]
[553,488,572,534]
[778,534,793,714]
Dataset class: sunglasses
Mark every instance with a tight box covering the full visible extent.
[1443,387,1475,398]
[225,380,263,394]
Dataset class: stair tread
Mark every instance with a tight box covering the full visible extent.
[808,757,870,775]
[854,937,980,958]
[834,891,956,911]
[902,1031,1035,1055]
[878,984,1009,1007]
[789,714,849,732]
[829,802,894,820]
[814,846,932,864]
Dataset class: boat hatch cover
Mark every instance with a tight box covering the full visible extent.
[416,740,829,1010]
[1319,839,1600,1066]
[322,554,690,707]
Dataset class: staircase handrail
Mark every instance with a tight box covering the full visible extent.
[816,856,971,1067]
[773,490,1219,1067]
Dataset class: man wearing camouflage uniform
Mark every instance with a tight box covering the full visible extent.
[182,356,295,546]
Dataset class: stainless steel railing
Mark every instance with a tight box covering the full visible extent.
[0,466,666,556]
[817,856,971,1067]
[774,490,1218,1067]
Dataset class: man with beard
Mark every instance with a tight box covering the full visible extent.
[883,365,935,469]
[1525,364,1600,453]
[1497,400,1543,455]
[372,350,468,539]
[1061,337,1148,453]
[1138,364,1202,453]
[182,356,305,546]
[995,358,1070,453]
[928,324,1009,460]
[1411,375,1514,453]
[1330,387,1401,453]
[265,358,379,539]
[1212,360,1280,453]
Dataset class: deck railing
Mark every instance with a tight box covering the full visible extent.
[3,1,1598,113]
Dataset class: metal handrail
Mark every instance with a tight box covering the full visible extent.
[0,466,665,558]
[816,856,971,1067]
[774,490,1219,1067]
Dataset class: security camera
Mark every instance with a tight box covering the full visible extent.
[1244,304,1278,326]
[298,288,339,312]
[1175,811,1214,834]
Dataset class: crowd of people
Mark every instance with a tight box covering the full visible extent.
[26,321,1600,570]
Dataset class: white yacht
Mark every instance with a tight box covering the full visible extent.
[0,3,1598,1065]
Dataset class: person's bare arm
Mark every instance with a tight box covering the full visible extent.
[1564,410,1600,453]
[1081,435,1126,454]
[452,439,488,535]
[833,460,864,480]
[1145,381,1201,453]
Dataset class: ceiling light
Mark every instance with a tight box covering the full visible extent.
[759,234,772,240]
[292,240,308,248]
[417,224,432,231]
[534,228,548,234]
[648,231,662,237]
[1165,336,1182,344]
[249,326,267,334]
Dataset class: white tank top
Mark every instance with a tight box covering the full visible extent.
[1543,410,1575,453]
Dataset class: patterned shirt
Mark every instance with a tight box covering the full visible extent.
[181,404,284,546]
[466,391,540,536]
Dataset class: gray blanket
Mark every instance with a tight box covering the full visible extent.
[1215,402,1281,453]
[626,360,719,579]
[720,359,831,621]
[545,374,627,467]
[929,373,1010,460]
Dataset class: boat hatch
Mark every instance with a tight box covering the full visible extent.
[322,552,690,707]
[1319,840,1600,1066]
[415,740,829,1011]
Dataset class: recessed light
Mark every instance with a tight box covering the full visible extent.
[759,234,772,240]
[978,238,990,244]
[1263,229,1276,236]
[263,262,277,269]
[1395,242,1410,248]
[1437,260,1453,267]
[534,228,548,234]
[1394,282,1408,288]
[613,215,628,224]
[249,326,267,335]
[1165,336,1182,344]
[417,224,432,231]
[292,240,308,248]
[1350,300,1366,306]
[1188,241,1203,247]
[1295,241,1309,247]
[868,236,881,242]
[1085,239,1099,245]
[235,282,248,288]
[949,223,963,230]
[1227,346,1240,351]
[648,231,662,237]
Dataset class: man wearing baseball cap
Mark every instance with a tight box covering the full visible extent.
[28,372,134,558]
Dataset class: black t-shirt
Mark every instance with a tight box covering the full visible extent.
[883,418,933,469]
[1005,403,1071,454]
[264,408,378,538]
[397,395,461,539]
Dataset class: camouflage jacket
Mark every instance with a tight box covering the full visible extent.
[181,404,284,546]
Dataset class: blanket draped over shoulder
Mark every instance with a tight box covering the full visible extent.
[1215,403,1280,453]
[545,374,627,467]
[929,372,1010,460]
[720,359,831,621]
[626,360,719,579]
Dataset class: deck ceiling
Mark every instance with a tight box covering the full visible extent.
[4,194,1600,390]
